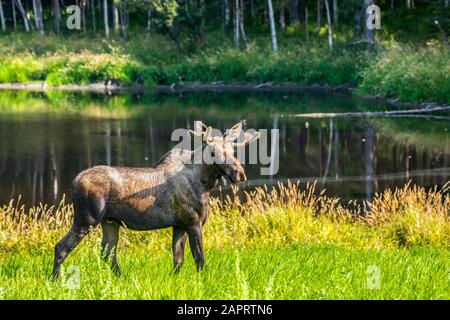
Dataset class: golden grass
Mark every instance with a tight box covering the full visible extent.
[1,182,449,256]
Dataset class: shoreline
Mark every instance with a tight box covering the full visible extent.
[0,82,448,111]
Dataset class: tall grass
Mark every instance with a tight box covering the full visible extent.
[0,183,449,299]
[1,183,448,256]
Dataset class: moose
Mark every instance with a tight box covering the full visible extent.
[53,121,260,278]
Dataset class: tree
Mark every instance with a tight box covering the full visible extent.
[279,0,286,32]
[103,0,109,38]
[12,0,17,31]
[0,0,5,32]
[14,0,31,32]
[333,0,338,25]
[91,0,97,32]
[234,0,239,48]
[267,0,278,51]
[324,0,333,50]
[113,1,120,33]
[317,0,322,35]
[239,0,248,49]
[364,0,374,49]
[32,0,44,34]
[52,0,61,34]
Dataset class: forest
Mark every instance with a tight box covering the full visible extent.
[0,0,449,103]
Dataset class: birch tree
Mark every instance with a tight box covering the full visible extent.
[267,0,278,51]
[239,0,248,49]
[113,1,120,33]
[37,0,44,34]
[324,0,333,50]
[14,0,31,32]
[103,0,109,38]
[0,0,5,32]
[234,0,239,48]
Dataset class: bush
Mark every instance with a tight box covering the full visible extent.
[358,46,450,103]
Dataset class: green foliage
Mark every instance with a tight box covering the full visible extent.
[358,46,450,103]
[0,35,449,103]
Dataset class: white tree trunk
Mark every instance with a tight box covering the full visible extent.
[113,2,120,33]
[14,0,30,32]
[239,0,248,49]
[267,0,278,51]
[324,0,333,50]
[37,0,44,34]
[234,0,240,48]
[32,0,39,29]
[0,0,6,31]
[103,0,109,38]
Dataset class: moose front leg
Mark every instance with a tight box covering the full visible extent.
[172,227,188,272]
[187,224,205,271]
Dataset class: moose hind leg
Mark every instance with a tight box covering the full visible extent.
[101,220,121,276]
[187,225,205,271]
[172,227,188,272]
[53,226,89,279]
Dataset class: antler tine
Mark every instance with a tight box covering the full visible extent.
[188,129,202,137]
[230,121,243,130]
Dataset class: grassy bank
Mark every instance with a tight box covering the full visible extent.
[0,183,449,299]
[0,35,449,103]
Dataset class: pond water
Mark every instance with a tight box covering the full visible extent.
[0,90,448,207]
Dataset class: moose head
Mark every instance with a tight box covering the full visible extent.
[188,121,260,184]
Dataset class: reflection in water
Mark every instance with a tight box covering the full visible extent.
[0,90,448,206]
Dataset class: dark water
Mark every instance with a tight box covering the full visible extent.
[0,90,448,207]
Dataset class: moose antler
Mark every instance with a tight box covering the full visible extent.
[188,121,212,142]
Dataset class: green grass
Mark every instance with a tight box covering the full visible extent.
[0,244,448,299]
[0,183,449,299]
[2,33,449,103]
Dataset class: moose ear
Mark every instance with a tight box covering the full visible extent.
[233,131,260,147]
[224,122,243,141]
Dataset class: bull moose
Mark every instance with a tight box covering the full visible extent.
[52,121,260,278]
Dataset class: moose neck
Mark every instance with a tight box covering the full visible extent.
[188,148,221,191]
